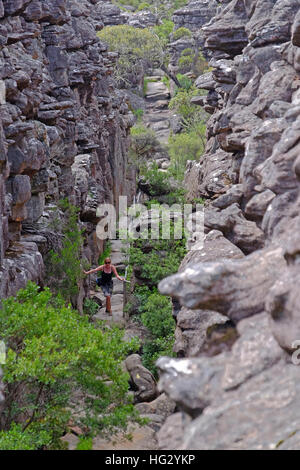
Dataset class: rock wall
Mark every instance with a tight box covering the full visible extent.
[158,0,300,450]
[0,0,136,300]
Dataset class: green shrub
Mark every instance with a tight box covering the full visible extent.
[0,282,140,449]
[176,73,193,90]
[139,163,171,197]
[0,423,52,451]
[98,241,112,265]
[168,123,206,180]
[172,27,191,41]
[137,2,151,10]
[97,25,164,86]
[76,436,93,450]
[152,19,174,45]
[46,199,84,303]
[83,298,100,317]
[130,125,159,169]
[162,75,170,90]
[142,336,175,376]
[140,292,174,338]
[178,54,193,73]
[124,204,187,377]
[128,223,187,285]
[133,108,144,121]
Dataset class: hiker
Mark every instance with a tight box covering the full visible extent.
[84,258,125,314]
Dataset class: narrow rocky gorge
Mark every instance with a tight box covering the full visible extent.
[1,0,300,452]
[156,0,300,450]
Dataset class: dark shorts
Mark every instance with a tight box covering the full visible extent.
[96,279,113,297]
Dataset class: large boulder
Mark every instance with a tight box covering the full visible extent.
[125,354,158,403]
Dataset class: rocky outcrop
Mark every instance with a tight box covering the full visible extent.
[157,0,300,450]
[173,0,220,33]
[125,354,158,403]
[169,0,223,74]
[0,0,135,300]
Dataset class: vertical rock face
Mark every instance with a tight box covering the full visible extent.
[0,0,135,299]
[170,0,220,73]
[158,0,300,450]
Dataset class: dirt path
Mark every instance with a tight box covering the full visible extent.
[63,239,158,450]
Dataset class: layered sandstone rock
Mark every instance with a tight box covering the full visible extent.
[0,0,135,300]
[158,0,300,450]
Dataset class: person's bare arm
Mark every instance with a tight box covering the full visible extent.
[112,265,124,281]
[84,265,104,275]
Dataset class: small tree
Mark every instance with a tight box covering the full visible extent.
[98,25,164,87]
[0,282,140,449]
[97,24,182,88]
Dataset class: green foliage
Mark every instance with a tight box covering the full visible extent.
[83,298,100,317]
[176,73,193,90]
[140,292,174,338]
[46,199,84,303]
[0,423,52,450]
[0,282,140,449]
[178,54,193,73]
[128,223,187,286]
[98,241,112,265]
[130,125,159,169]
[168,123,206,180]
[137,2,151,10]
[133,108,144,121]
[152,19,174,46]
[142,336,175,375]
[168,81,207,178]
[140,162,171,196]
[76,436,93,450]
[132,287,176,376]
[172,27,191,41]
[169,84,204,123]
[162,75,170,89]
[97,25,164,86]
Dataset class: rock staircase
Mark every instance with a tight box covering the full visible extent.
[90,239,129,326]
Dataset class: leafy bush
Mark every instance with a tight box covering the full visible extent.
[83,298,100,317]
[133,108,144,121]
[140,292,174,338]
[142,336,175,376]
[97,25,164,86]
[0,423,52,451]
[137,2,151,10]
[168,123,206,180]
[139,162,171,197]
[130,125,159,169]
[46,199,84,304]
[162,75,170,89]
[172,27,191,41]
[0,283,140,449]
[128,222,187,286]
[178,54,193,73]
[98,240,112,265]
[152,19,174,45]
[124,202,187,376]
[76,436,93,450]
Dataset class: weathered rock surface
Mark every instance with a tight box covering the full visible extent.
[125,354,158,403]
[0,0,136,300]
[157,0,300,450]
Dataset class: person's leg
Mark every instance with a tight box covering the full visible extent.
[106,295,112,314]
